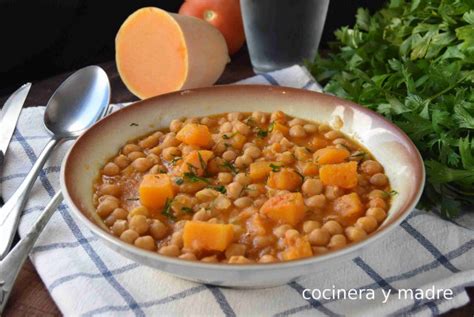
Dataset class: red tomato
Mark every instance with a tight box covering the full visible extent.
[179,0,245,55]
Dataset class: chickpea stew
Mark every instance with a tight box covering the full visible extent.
[93,111,393,264]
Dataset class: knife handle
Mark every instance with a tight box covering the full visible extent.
[0,137,59,259]
[0,151,4,206]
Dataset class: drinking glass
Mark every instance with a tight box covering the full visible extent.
[241,0,330,73]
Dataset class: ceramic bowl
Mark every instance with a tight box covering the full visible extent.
[60,85,424,288]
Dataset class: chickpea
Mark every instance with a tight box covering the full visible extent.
[285,229,300,241]
[149,220,168,240]
[305,194,326,209]
[220,122,233,133]
[251,111,267,124]
[134,236,157,251]
[104,215,117,227]
[222,150,237,161]
[289,125,307,138]
[370,173,389,187]
[303,124,318,134]
[253,235,274,248]
[147,153,160,165]
[162,147,181,161]
[96,199,119,218]
[170,231,184,248]
[122,144,141,155]
[368,189,387,200]
[129,215,149,235]
[235,121,251,135]
[244,146,261,159]
[181,145,198,157]
[128,206,150,218]
[366,207,387,223]
[324,130,342,140]
[228,256,252,264]
[127,151,146,161]
[318,124,331,133]
[201,117,217,127]
[302,178,323,196]
[98,194,119,204]
[345,226,367,242]
[131,157,153,172]
[246,184,265,198]
[273,225,293,238]
[169,119,183,132]
[196,188,219,202]
[100,184,121,197]
[325,185,343,200]
[111,208,128,220]
[139,132,161,149]
[103,162,120,176]
[327,234,347,250]
[253,197,266,208]
[355,216,378,233]
[114,154,130,169]
[308,228,331,246]
[361,160,383,175]
[227,182,243,199]
[277,151,295,165]
[120,229,139,244]
[234,197,253,209]
[111,220,128,236]
[201,255,219,263]
[259,254,278,263]
[217,172,233,184]
[235,154,252,168]
[225,243,246,259]
[161,133,179,148]
[159,245,180,257]
[270,111,286,123]
[288,118,306,127]
[322,220,343,235]
[214,195,232,210]
[234,173,250,186]
[368,197,387,209]
[179,253,197,261]
[302,220,321,234]
[193,208,211,221]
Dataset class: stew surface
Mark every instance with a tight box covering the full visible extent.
[93,111,392,264]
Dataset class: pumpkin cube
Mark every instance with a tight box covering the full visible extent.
[176,123,212,147]
[319,161,358,189]
[183,221,234,251]
[260,192,305,226]
[139,174,175,209]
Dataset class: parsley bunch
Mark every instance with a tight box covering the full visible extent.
[308,0,474,217]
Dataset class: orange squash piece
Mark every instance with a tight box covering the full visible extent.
[319,161,358,189]
[301,162,319,176]
[183,221,234,251]
[271,122,289,135]
[267,168,303,191]
[309,136,329,150]
[176,123,212,147]
[333,193,364,226]
[231,133,246,150]
[314,147,350,164]
[180,150,213,176]
[260,192,305,226]
[116,7,229,99]
[282,236,313,261]
[249,161,278,181]
[139,174,175,209]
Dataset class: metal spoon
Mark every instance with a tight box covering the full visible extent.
[0,66,110,259]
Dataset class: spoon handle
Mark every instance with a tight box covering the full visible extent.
[0,191,62,314]
[0,137,60,259]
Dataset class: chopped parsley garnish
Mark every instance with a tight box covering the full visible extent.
[269,163,282,172]
[129,123,139,127]
[162,198,176,221]
[184,172,211,184]
[222,132,238,140]
[198,152,207,171]
[181,207,194,214]
[221,161,239,174]
[126,197,139,201]
[175,177,184,185]
[170,156,182,165]
[256,128,268,138]
[208,185,227,194]
[268,121,275,132]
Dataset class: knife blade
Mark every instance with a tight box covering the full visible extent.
[0,83,31,158]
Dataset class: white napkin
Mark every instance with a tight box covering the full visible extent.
[1,65,473,316]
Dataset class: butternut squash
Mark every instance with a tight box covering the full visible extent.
[333,193,364,226]
[180,150,213,176]
[260,192,305,226]
[309,136,329,150]
[282,236,313,261]
[183,221,234,251]
[116,7,229,99]
[139,174,175,209]
[267,168,303,191]
[314,147,350,164]
[249,161,278,181]
[176,123,212,147]
[319,161,358,189]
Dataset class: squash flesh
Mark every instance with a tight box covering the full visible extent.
[139,174,175,209]
[183,221,234,251]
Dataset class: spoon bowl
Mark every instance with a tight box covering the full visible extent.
[0,65,110,259]
[44,66,111,138]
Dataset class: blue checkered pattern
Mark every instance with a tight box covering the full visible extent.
[1,66,473,316]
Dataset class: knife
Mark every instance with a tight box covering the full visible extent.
[0,83,31,204]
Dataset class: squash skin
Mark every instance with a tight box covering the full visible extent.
[116,7,229,100]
